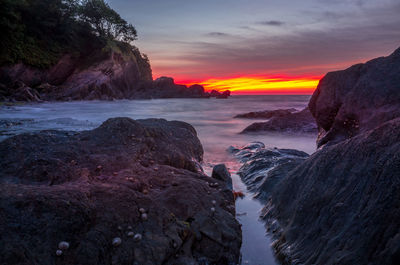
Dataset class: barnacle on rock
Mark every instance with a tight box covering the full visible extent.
[112,237,122,246]
[58,241,69,250]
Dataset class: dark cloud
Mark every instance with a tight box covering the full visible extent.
[207,32,230,37]
[257,20,285,26]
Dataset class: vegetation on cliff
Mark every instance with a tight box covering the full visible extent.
[0,0,145,68]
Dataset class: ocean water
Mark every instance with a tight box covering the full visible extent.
[0,95,317,264]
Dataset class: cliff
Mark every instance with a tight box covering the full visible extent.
[234,47,400,264]
[0,42,224,101]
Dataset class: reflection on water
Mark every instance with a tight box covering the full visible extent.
[0,95,316,264]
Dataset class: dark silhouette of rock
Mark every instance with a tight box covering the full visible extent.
[241,107,317,134]
[216,90,231,99]
[309,47,400,147]
[210,90,220,97]
[234,108,297,119]
[134,77,211,99]
[0,118,241,265]
[209,89,231,99]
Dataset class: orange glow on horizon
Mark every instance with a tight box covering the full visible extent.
[179,75,321,95]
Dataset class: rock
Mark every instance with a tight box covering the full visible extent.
[56,250,63,256]
[309,47,400,147]
[127,231,134,237]
[234,108,297,119]
[216,90,231,99]
[210,90,220,97]
[211,164,233,191]
[0,117,241,265]
[209,89,231,98]
[135,77,212,99]
[241,107,317,134]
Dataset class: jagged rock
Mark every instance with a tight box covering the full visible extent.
[0,118,241,265]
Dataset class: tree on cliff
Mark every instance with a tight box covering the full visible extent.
[0,0,138,67]
[79,0,137,42]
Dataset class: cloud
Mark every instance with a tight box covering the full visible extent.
[150,1,400,80]
[207,32,230,37]
[257,20,285,26]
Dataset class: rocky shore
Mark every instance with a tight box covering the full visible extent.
[0,118,241,265]
[0,50,229,102]
[233,47,400,264]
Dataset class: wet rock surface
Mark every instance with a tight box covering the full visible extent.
[234,48,400,265]
[228,142,309,203]
[240,108,317,134]
[0,117,241,265]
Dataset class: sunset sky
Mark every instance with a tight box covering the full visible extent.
[109,0,400,94]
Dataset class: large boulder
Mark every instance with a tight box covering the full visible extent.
[309,47,400,147]
[0,117,241,265]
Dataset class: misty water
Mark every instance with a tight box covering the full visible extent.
[0,95,316,265]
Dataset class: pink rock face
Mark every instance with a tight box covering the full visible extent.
[0,46,154,101]
[47,55,77,85]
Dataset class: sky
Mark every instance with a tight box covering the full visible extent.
[108,0,400,94]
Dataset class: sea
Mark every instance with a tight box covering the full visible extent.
[0,95,317,265]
